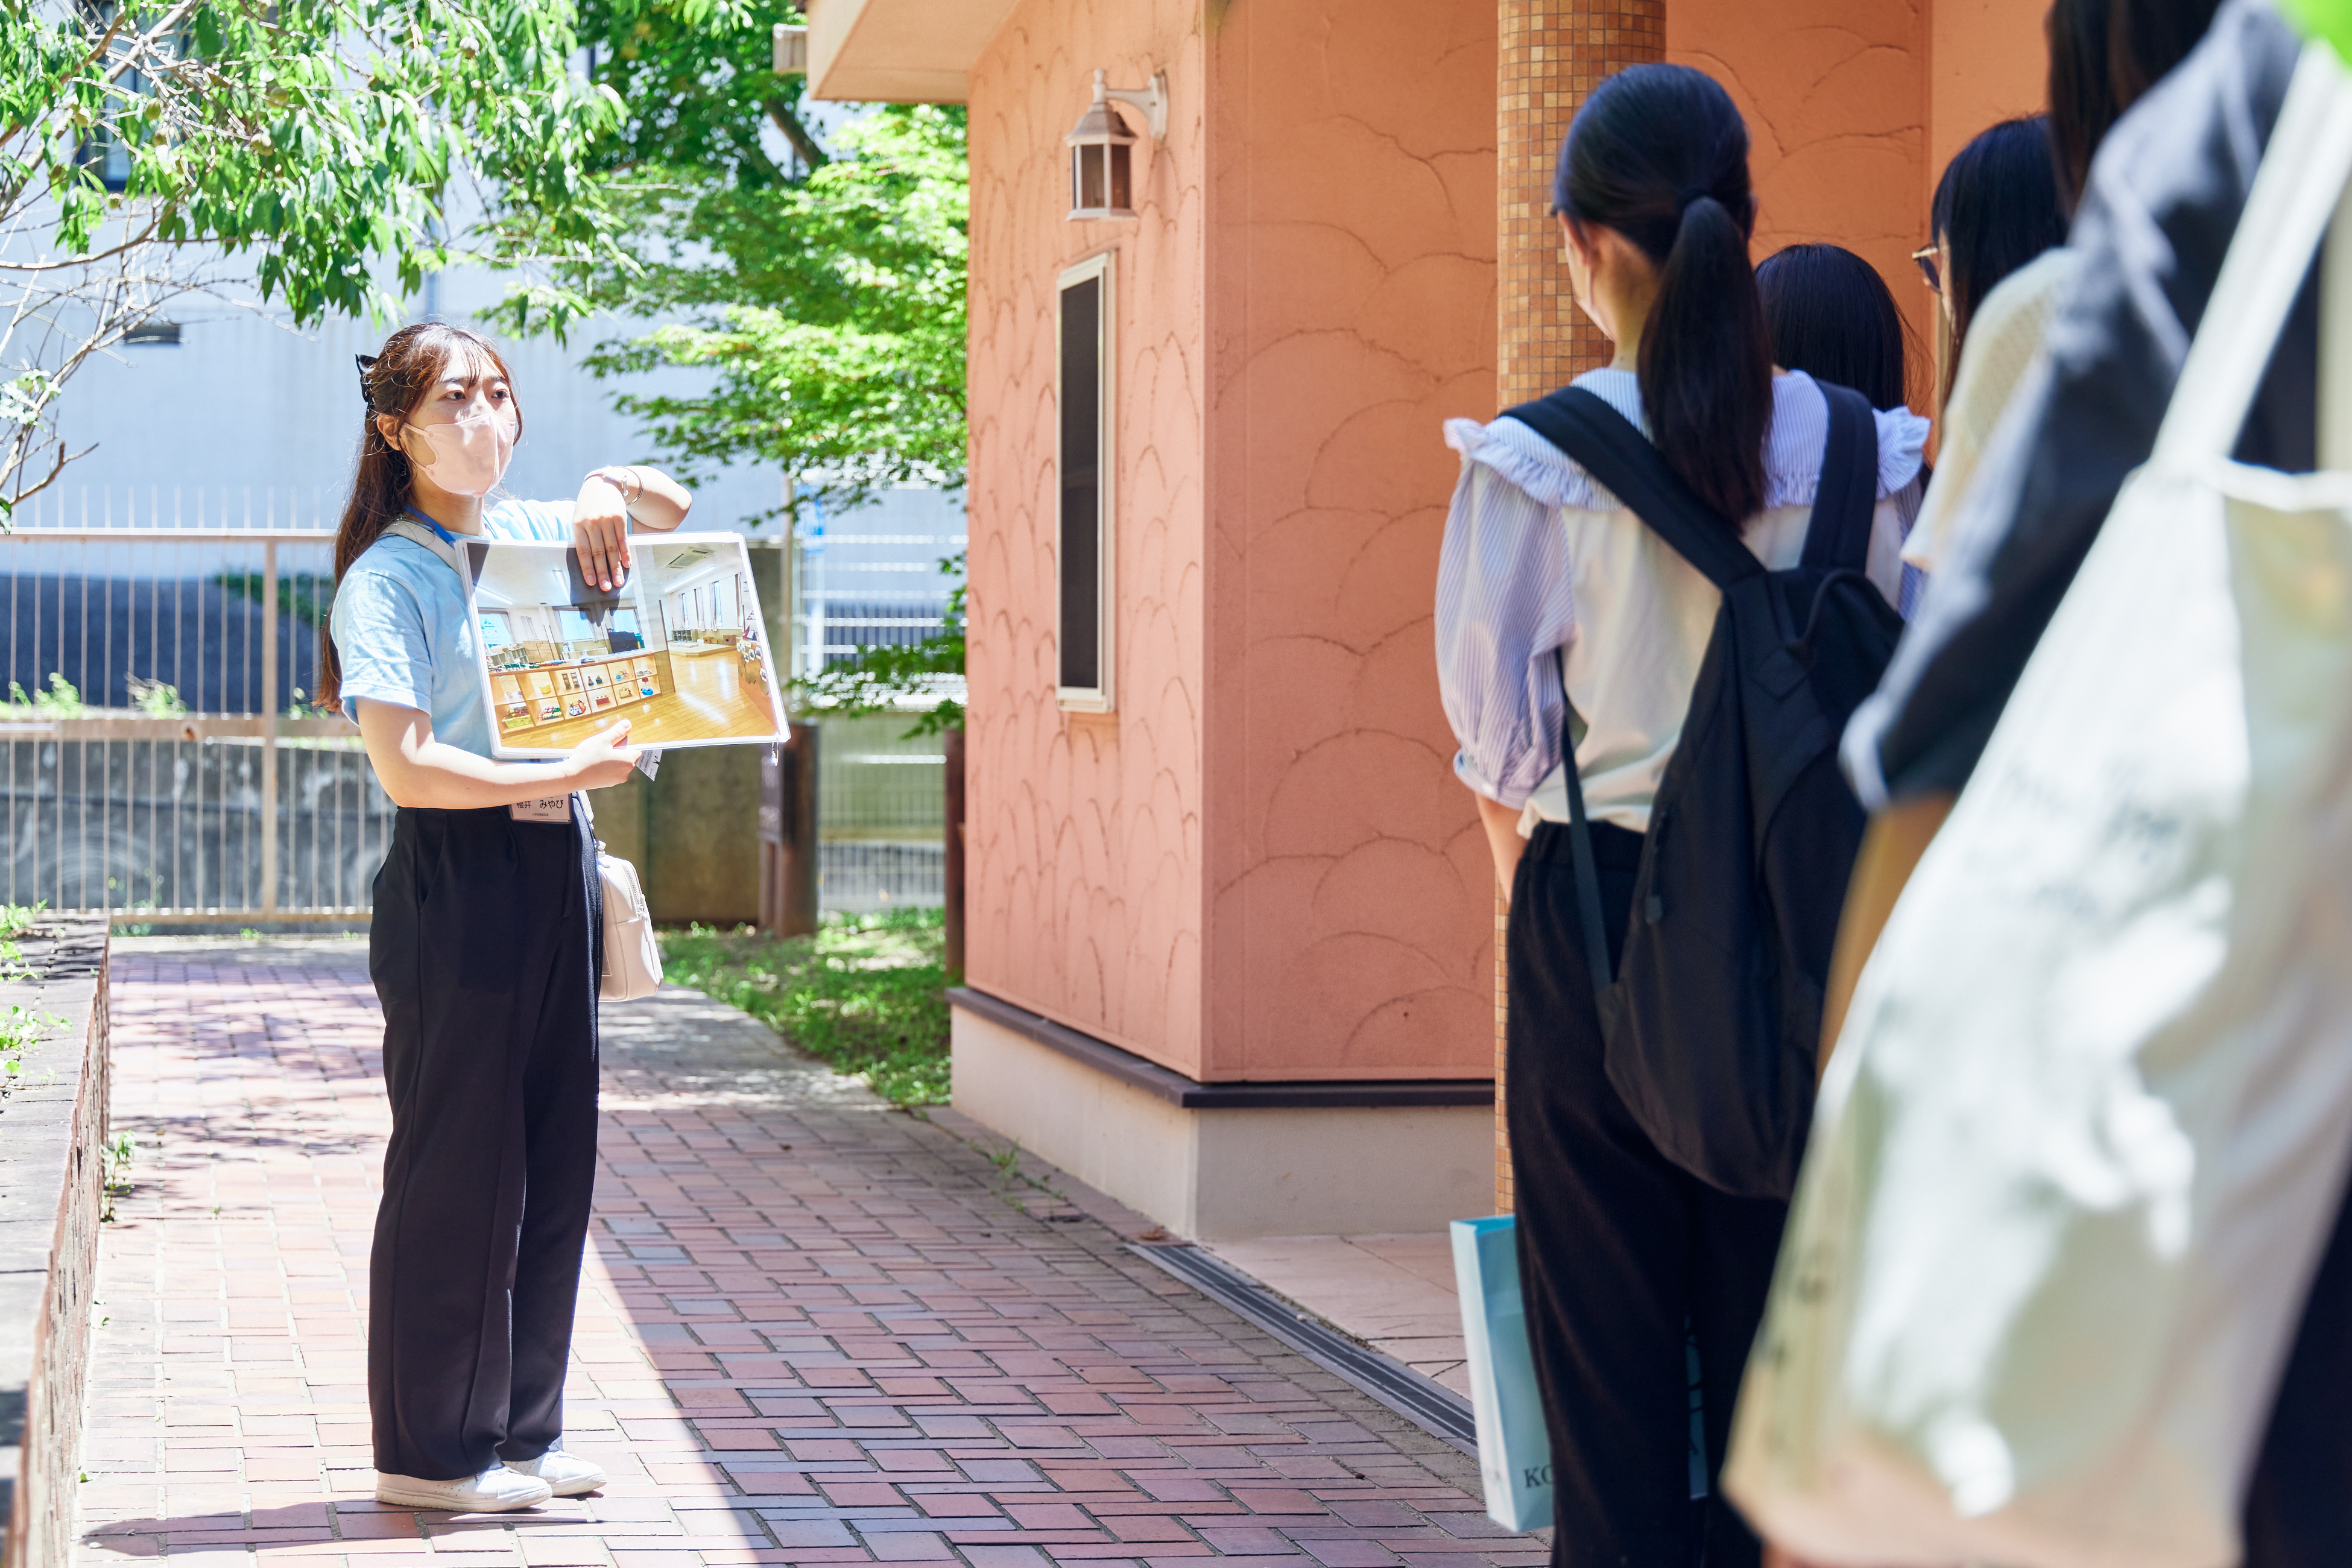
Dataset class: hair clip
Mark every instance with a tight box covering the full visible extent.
[354,352,378,408]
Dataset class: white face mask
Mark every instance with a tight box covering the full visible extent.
[404,406,517,497]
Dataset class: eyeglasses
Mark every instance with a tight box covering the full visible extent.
[1912,244,1943,294]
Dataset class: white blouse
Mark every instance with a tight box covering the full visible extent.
[1435,367,1929,833]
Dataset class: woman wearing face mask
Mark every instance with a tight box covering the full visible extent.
[320,321,692,1513]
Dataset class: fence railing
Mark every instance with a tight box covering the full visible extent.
[1,519,383,921]
[7,493,957,923]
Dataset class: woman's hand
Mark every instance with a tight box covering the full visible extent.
[572,473,634,593]
[562,719,640,791]
[571,464,696,591]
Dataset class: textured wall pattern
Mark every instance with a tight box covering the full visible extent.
[1669,0,1935,411]
[965,0,1210,1073]
[969,0,1502,1084]
[1201,0,1500,1082]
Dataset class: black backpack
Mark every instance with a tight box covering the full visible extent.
[1503,382,1900,1199]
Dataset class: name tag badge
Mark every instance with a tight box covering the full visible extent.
[510,795,572,823]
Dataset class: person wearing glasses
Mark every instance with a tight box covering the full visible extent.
[1898,113,2070,572]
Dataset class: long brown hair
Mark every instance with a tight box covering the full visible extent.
[319,323,523,714]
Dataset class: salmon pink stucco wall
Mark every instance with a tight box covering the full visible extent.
[963,0,1498,1083]
[965,0,1209,1075]
[1201,1,1499,1081]
[1670,0,2048,414]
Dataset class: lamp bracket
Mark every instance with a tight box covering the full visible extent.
[1096,68,1168,141]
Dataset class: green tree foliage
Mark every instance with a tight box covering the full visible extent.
[0,0,627,517]
[515,0,969,719]
[510,0,967,512]
[577,0,825,182]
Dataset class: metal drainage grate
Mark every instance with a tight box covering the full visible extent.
[1129,1241,1478,1456]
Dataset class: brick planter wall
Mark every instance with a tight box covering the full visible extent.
[0,919,112,1568]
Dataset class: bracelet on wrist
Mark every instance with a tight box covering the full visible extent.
[592,466,644,513]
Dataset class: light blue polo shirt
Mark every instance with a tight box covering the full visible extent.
[329,499,573,758]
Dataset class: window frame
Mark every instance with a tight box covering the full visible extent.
[1055,250,1116,713]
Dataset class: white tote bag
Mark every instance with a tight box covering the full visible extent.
[1724,46,2352,1568]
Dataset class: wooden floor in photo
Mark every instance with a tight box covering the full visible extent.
[526,650,781,749]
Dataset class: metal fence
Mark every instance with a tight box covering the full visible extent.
[1,489,381,922]
[818,841,944,915]
[814,711,946,914]
[5,489,954,923]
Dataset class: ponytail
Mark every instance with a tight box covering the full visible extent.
[1641,194,1772,523]
[318,321,521,714]
[1554,64,1774,528]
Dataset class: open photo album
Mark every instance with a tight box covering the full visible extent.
[461,532,789,757]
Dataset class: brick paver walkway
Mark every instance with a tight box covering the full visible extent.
[77,940,1545,1568]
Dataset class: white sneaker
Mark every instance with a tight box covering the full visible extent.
[504,1443,607,1497]
[374,1466,554,1512]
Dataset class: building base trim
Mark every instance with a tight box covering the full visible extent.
[945,986,1493,1109]
[949,1001,1494,1240]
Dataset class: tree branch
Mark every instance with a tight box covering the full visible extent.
[763,98,829,171]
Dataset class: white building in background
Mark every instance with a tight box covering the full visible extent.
[38,214,966,672]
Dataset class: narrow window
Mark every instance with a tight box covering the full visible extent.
[1058,254,1114,710]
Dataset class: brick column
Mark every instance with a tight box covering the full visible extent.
[1494,887,1513,1213]
[1493,0,1664,1215]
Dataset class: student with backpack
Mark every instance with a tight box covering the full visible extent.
[1434,63,1926,1566]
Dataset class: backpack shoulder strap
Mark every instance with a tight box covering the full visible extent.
[1500,385,1762,589]
[1554,648,1616,988]
[1800,380,1880,574]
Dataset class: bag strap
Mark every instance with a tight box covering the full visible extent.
[1800,381,1880,573]
[1502,386,1763,589]
[1554,648,1615,987]
[384,514,468,577]
[2155,42,2352,467]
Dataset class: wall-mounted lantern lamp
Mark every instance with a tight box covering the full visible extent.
[773,23,808,75]
[1066,68,1166,221]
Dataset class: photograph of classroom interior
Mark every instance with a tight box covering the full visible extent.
[473,537,785,751]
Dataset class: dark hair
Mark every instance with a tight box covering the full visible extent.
[1756,244,1911,412]
[2110,0,2223,106]
[1554,63,1772,526]
[1930,116,2067,395]
[2047,0,2219,215]
[319,322,521,714]
[2046,0,2119,213]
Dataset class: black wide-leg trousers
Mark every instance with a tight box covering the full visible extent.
[367,800,602,1481]
[1506,822,1788,1568]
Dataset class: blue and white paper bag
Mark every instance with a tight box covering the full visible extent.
[1450,1216,1552,1531]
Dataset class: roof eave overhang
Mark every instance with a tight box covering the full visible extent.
[806,0,1022,103]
